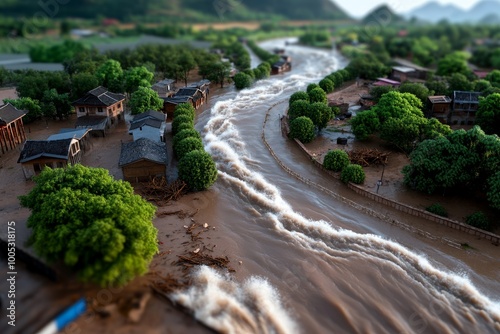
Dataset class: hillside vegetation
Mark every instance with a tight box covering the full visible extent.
[0,0,349,21]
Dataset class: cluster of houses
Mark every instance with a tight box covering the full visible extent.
[1,79,210,182]
[371,58,487,125]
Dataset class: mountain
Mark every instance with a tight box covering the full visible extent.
[0,0,350,21]
[361,5,404,25]
[406,0,500,23]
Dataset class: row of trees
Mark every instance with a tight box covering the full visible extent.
[171,104,218,191]
[323,149,366,185]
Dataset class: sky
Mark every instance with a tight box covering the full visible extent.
[335,0,483,18]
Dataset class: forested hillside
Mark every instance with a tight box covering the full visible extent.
[0,0,349,21]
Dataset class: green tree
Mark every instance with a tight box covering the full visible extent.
[3,97,42,123]
[307,83,320,93]
[96,59,124,93]
[370,86,394,102]
[175,137,204,159]
[173,104,196,120]
[172,114,195,135]
[233,72,253,90]
[289,116,315,143]
[372,91,423,123]
[487,172,500,210]
[486,70,500,87]
[476,93,500,135]
[340,164,365,184]
[475,79,492,93]
[309,102,333,130]
[465,212,491,231]
[319,78,334,93]
[288,100,311,122]
[41,89,71,119]
[178,150,218,191]
[124,66,154,94]
[173,129,201,147]
[129,86,163,115]
[447,73,474,94]
[425,203,448,217]
[70,72,99,101]
[206,61,231,88]
[437,52,470,77]
[19,165,158,287]
[308,87,327,104]
[350,110,380,140]
[323,150,350,172]
[289,91,309,106]
[178,50,197,87]
[398,83,432,107]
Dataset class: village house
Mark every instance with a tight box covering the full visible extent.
[162,96,194,119]
[17,138,82,179]
[119,138,167,183]
[373,78,401,88]
[47,128,92,151]
[129,110,167,142]
[189,79,211,99]
[72,86,126,125]
[451,91,481,125]
[427,96,453,123]
[0,103,27,155]
[152,79,176,98]
[271,55,292,75]
[175,87,206,109]
[391,58,430,82]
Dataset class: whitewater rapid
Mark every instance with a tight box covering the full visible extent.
[170,41,500,333]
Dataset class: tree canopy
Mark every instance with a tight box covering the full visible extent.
[178,150,218,191]
[129,86,164,115]
[19,164,158,287]
[289,116,315,143]
[476,93,500,135]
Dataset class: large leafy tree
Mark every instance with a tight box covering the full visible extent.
[3,97,42,123]
[19,165,158,287]
[436,52,470,77]
[129,86,164,115]
[398,83,432,107]
[178,150,218,191]
[476,93,500,135]
[41,89,72,119]
[70,72,99,101]
[205,61,231,88]
[350,110,380,140]
[371,91,423,123]
[96,59,124,93]
[178,50,197,87]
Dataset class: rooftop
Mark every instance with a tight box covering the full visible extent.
[392,66,416,74]
[18,139,74,163]
[47,129,91,141]
[119,138,167,167]
[72,86,125,107]
[75,116,108,131]
[393,58,430,72]
[428,96,452,104]
[453,91,481,103]
[131,110,165,123]
[129,118,163,131]
[0,103,27,125]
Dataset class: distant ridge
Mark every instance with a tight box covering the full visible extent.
[362,5,404,25]
[406,0,500,23]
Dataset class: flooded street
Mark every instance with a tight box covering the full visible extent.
[179,40,500,333]
[1,39,499,333]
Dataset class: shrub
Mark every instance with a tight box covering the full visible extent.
[289,91,309,106]
[172,114,194,135]
[289,116,315,143]
[175,137,204,159]
[341,164,365,184]
[319,78,334,93]
[173,106,195,120]
[308,87,327,104]
[425,203,448,217]
[173,129,202,148]
[233,72,253,89]
[175,122,194,133]
[178,150,218,191]
[289,100,311,121]
[307,83,320,93]
[465,212,491,231]
[323,150,350,172]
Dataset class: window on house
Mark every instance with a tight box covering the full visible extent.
[118,103,122,109]
[44,162,53,168]
[98,107,104,113]
[33,163,41,172]
[79,107,85,113]
[57,162,64,168]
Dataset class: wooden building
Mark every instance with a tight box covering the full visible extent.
[162,96,194,119]
[0,103,27,155]
[373,78,401,88]
[17,138,82,179]
[427,96,452,123]
[119,138,167,183]
[175,87,206,109]
[391,58,430,81]
[272,55,292,75]
[451,91,481,125]
[72,86,126,125]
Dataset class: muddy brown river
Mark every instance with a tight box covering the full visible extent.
[1,39,499,333]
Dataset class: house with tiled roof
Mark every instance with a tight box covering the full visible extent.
[72,86,126,125]
[119,138,167,182]
[17,138,82,179]
[451,91,481,125]
[0,103,27,155]
[129,110,167,143]
[152,79,176,98]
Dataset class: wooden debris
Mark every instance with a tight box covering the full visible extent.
[176,253,235,273]
[139,177,187,205]
[347,149,390,167]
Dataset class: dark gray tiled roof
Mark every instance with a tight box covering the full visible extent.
[0,103,27,125]
[163,96,193,104]
[129,118,163,131]
[132,110,165,123]
[75,116,108,131]
[47,129,90,141]
[72,86,125,107]
[119,138,167,167]
[18,139,73,163]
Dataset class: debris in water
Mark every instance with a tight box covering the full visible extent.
[203,223,209,228]
[193,248,200,254]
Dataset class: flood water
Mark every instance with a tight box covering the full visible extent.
[172,40,500,333]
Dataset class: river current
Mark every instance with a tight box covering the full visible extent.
[170,40,500,334]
